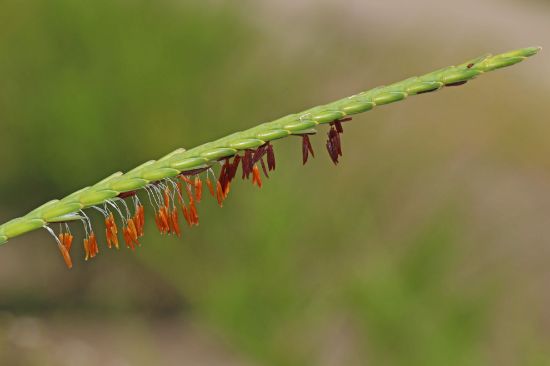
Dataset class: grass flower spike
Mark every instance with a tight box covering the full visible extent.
[0,46,541,268]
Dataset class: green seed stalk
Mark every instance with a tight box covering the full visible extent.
[0,46,541,246]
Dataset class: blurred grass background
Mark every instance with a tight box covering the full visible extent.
[0,0,549,365]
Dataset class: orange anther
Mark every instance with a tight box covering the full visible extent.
[216,181,225,207]
[190,201,199,226]
[105,227,112,248]
[159,207,170,234]
[64,233,73,252]
[252,165,262,188]
[171,208,181,237]
[128,219,138,243]
[206,178,215,197]
[183,205,191,226]
[84,238,90,261]
[57,241,73,269]
[194,177,203,202]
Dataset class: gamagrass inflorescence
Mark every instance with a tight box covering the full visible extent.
[0,47,541,268]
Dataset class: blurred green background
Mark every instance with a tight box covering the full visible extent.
[0,0,549,365]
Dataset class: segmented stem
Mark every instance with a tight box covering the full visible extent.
[0,46,541,245]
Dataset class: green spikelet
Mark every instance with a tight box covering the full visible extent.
[0,46,541,246]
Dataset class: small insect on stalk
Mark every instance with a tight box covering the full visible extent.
[0,46,541,269]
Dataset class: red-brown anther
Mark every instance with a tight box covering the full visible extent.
[266,142,276,171]
[118,191,137,199]
[240,153,248,180]
[326,139,338,164]
[242,150,254,180]
[260,157,269,178]
[252,145,267,166]
[302,135,315,165]
[194,177,202,203]
[330,127,342,155]
[252,165,263,188]
[326,126,343,165]
[333,120,344,134]
[180,167,209,176]
[229,155,241,181]
[206,178,215,197]
[218,158,231,194]
[171,208,181,237]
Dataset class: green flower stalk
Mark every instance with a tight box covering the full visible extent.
[0,46,541,268]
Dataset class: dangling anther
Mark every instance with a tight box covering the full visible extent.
[105,212,119,249]
[57,237,73,269]
[266,142,276,172]
[326,123,344,165]
[216,181,225,207]
[241,150,254,180]
[84,232,98,260]
[206,177,216,197]
[252,165,263,188]
[302,135,315,165]
[171,208,181,237]
[194,177,203,202]
[46,225,73,269]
